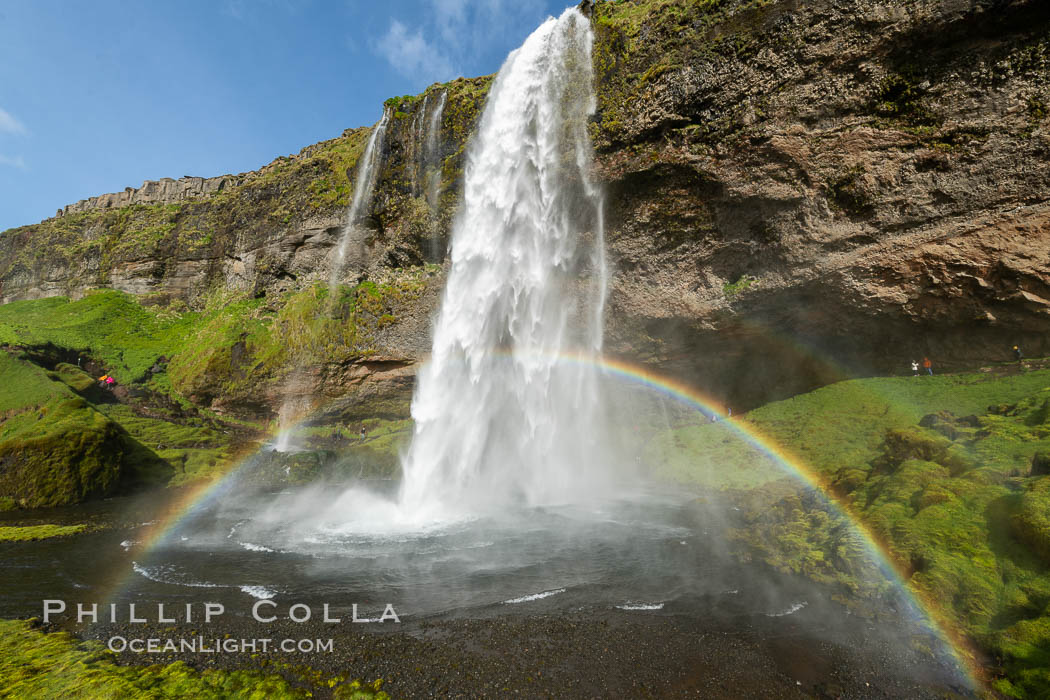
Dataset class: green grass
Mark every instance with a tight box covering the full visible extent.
[95,404,232,485]
[168,278,425,406]
[0,619,390,699]
[0,352,173,507]
[645,421,782,490]
[0,281,423,415]
[0,352,72,411]
[651,368,1050,697]
[0,291,195,384]
[0,284,429,501]
[0,524,88,542]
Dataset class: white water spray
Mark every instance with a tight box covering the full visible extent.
[397,8,608,522]
[328,109,390,290]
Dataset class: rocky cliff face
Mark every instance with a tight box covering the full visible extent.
[590,0,1050,406]
[2,0,1049,414]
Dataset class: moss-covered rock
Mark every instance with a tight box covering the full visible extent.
[0,524,89,541]
[1013,477,1050,565]
[0,353,172,508]
[0,618,390,699]
[1032,451,1050,477]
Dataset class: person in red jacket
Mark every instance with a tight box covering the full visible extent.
[923,357,933,376]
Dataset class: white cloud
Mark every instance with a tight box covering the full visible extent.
[0,108,26,135]
[373,19,456,85]
[430,0,548,68]
[0,154,26,169]
[370,1,550,89]
[432,0,468,41]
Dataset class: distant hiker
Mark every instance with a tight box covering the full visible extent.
[911,360,919,376]
[1014,345,1023,362]
[923,357,933,376]
[106,376,115,385]
[98,374,109,387]
[360,426,366,441]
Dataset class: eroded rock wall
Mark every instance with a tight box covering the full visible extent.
[2,0,1049,412]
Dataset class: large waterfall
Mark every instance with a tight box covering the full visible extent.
[398,8,608,522]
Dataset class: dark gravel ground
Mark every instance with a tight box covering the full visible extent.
[81,609,975,699]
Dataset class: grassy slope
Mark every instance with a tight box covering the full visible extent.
[650,368,1050,698]
[0,620,389,700]
[0,353,173,508]
[0,292,195,384]
[0,280,425,498]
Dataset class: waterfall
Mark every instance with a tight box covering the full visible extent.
[423,90,447,260]
[328,109,390,290]
[424,91,447,208]
[270,110,389,450]
[398,8,607,521]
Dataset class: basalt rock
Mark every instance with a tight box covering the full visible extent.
[2,0,1049,414]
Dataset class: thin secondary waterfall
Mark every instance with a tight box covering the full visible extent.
[398,8,607,521]
[328,109,390,290]
[423,90,447,261]
[424,91,447,209]
[272,109,389,450]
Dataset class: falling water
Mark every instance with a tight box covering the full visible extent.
[270,110,390,449]
[398,8,608,522]
[424,91,447,208]
[328,109,390,290]
[423,90,448,260]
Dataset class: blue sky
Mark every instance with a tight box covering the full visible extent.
[0,0,566,231]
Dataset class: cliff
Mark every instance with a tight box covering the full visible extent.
[1,0,1049,415]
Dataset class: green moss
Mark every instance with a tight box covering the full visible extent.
[0,351,71,411]
[0,619,393,699]
[649,368,1050,697]
[873,73,941,127]
[0,353,172,508]
[167,276,426,407]
[591,0,785,147]
[0,524,88,541]
[48,362,98,393]
[0,394,167,508]
[1013,478,1050,564]
[722,274,758,298]
[0,290,197,384]
[646,421,782,490]
[95,404,233,485]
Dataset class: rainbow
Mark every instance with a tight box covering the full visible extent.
[106,351,979,689]
[554,352,980,681]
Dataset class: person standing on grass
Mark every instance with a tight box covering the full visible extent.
[911,360,919,376]
[923,357,933,376]
[1014,345,1023,362]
